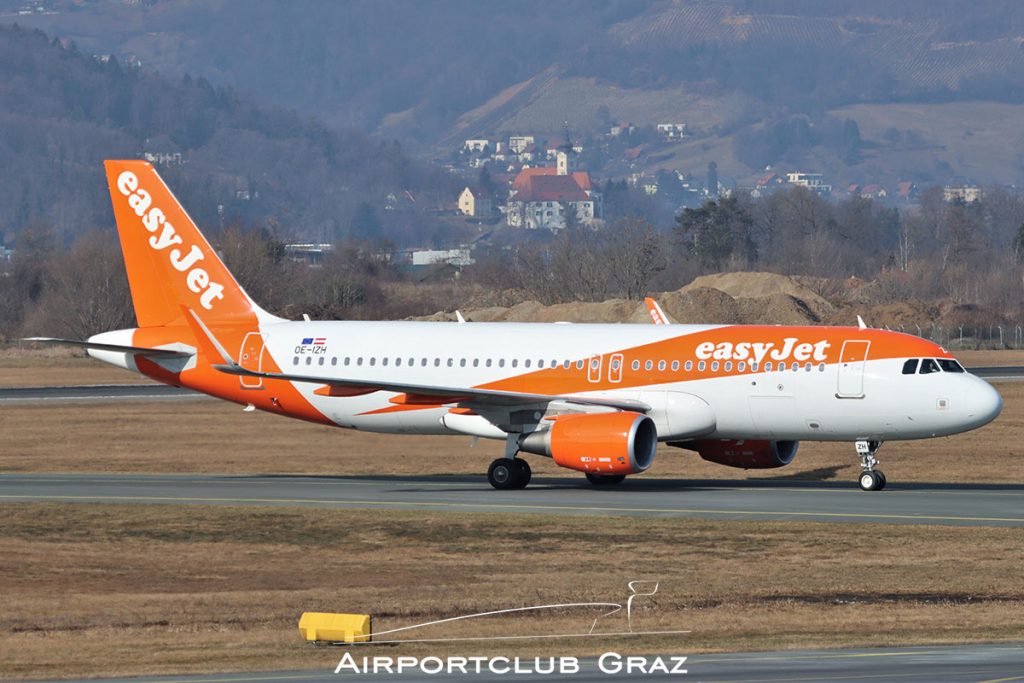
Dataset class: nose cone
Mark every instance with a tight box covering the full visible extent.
[966,380,1002,428]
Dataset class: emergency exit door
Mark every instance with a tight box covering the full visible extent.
[836,340,870,398]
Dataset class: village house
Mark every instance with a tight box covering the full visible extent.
[656,123,687,140]
[944,185,983,203]
[505,167,602,230]
[457,187,492,218]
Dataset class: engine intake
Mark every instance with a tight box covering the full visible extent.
[680,439,799,469]
[519,411,657,475]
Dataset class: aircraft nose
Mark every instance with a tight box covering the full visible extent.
[966,380,1002,426]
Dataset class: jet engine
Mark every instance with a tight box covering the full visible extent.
[518,411,657,475]
[684,439,799,469]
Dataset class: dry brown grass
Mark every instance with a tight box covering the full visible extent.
[2,383,1023,483]
[2,504,1022,680]
[0,346,155,387]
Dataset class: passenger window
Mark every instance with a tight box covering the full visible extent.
[645,360,653,371]
[563,360,571,369]
[765,362,773,371]
[738,361,745,372]
[538,360,544,369]
[499,359,506,368]
[395,358,402,366]
[318,357,325,366]
[671,360,680,371]
[685,360,693,371]
[357,357,363,366]
[408,358,414,366]
[658,360,666,371]
[751,362,759,372]
[805,362,811,371]
[576,360,584,370]
[778,362,786,371]
[938,359,965,373]
[331,357,338,366]
[434,358,441,367]
[711,361,720,372]
[632,360,640,371]
[486,359,492,367]
[473,359,479,367]
[382,357,389,366]
[724,361,732,372]
[420,358,427,366]
[920,358,940,374]
[447,358,454,367]
[525,359,531,368]
[818,363,825,372]
[306,356,313,365]
[902,359,919,375]
[292,356,299,365]
[512,359,519,368]
[369,358,376,366]
[460,359,466,367]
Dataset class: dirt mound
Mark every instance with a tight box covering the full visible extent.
[682,272,835,320]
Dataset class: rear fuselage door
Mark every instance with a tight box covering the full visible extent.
[239,332,265,389]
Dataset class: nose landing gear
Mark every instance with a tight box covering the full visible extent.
[855,439,886,491]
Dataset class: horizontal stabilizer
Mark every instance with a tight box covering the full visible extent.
[22,337,193,358]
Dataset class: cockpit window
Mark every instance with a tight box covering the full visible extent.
[938,359,965,373]
[919,358,941,374]
[902,359,919,375]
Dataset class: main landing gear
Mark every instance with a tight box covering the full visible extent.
[487,457,531,490]
[855,439,886,491]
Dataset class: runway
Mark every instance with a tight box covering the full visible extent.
[25,643,1024,682]
[0,383,200,403]
[1,472,1022,527]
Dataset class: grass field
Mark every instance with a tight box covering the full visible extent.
[2,504,1022,680]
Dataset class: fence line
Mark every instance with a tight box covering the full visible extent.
[881,324,1024,350]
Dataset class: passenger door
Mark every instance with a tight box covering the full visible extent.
[836,340,870,398]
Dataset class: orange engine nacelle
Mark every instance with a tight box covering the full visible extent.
[518,411,658,475]
[689,439,799,469]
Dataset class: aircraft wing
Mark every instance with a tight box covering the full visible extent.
[214,362,651,412]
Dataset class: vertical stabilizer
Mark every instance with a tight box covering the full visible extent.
[104,160,278,327]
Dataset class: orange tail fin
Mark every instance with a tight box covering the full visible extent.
[104,160,276,327]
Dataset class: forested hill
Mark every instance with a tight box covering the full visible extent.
[0,24,456,247]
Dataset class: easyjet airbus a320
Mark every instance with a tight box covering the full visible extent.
[29,161,1003,491]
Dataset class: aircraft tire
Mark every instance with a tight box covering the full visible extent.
[487,458,517,490]
[511,458,532,489]
[858,470,884,491]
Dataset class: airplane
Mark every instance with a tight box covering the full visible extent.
[27,160,1003,492]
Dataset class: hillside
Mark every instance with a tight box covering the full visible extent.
[0,24,458,246]
[12,0,1024,189]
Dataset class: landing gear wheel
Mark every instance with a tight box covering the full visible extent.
[488,458,531,490]
[487,459,516,490]
[858,470,885,492]
[586,473,626,486]
[511,458,532,489]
